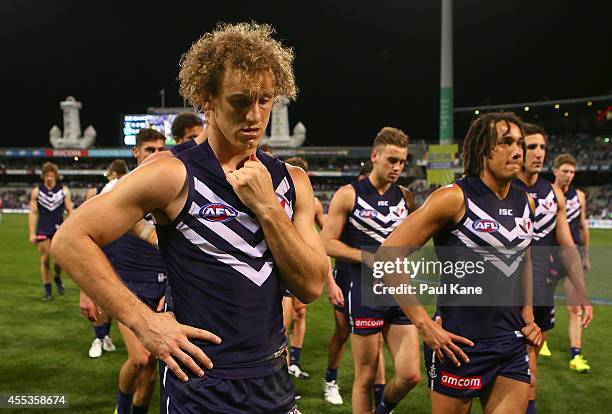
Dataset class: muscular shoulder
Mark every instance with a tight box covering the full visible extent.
[429,184,463,205]
[335,183,356,200]
[141,149,174,166]
[331,184,356,210]
[421,184,464,221]
[286,163,309,185]
[119,157,187,207]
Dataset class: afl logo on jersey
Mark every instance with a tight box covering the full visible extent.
[359,209,378,218]
[472,219,499,233]
[199,203,238,222]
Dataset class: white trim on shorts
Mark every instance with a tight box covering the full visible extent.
[348,281,354,333]
[430,350,436,390]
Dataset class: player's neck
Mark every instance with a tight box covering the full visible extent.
[555,179,570,193]
[518,171,539,187]
[208,131,256,173]
[44,182,55,190]
[481,171,512,200]
[368,173,392,195]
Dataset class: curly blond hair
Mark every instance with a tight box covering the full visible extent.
[41,162,59,179]
[179,22,297,110]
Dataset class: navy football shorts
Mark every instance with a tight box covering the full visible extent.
[425,331,530,399]
[533,306,555,332]
[533,281,555,332]
[344,280,411,335]
[159,362,298,413]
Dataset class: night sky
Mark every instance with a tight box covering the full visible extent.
[1,0,611,147]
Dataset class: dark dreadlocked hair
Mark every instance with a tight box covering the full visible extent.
[462,112,524,177]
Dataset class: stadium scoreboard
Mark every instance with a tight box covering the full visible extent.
[122,113,205,146]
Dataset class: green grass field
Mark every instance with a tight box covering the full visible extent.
[0,213,611,413]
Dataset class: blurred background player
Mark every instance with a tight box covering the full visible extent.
[322,158,385,407]
[171,112,204,145]
[552,153,592,373]
[513,123,592,413]
[322,127,420,414]
[28,161,73,301]
[81,159,129,358]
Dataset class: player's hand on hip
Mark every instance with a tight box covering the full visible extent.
[521,320,542,347]
[79,291,100,322]
[136,312,221,382]
[420,316,473,367]
[582,304,593,328]
[29,234,38,244]
[226,154,278,216]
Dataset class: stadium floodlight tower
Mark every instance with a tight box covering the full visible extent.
[439,0,454,144]
[262,97,306,148]
[49,96,96,149]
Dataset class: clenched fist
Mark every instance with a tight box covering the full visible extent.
[226,153,280,216]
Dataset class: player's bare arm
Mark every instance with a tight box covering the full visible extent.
[520,245,543,347]
[227,157,327,303]
[50,157,221,382]
[314,197,340,304]
[79,181,157,321]
[63,186,73,215]
[380,184,474,366]
[551,185,592,326]
[28,186,39,243]
[577,189,591,270]
[314,196,326,229]
[321,184,365,264]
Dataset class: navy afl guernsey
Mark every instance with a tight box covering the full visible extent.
[170,139,197,155]
[113,214,167,285]
[156,141,296,379]
[513,177,558,284]
[512,177,558,247]
[36,183,65,236]
[433,177,534,339]
[336,178,409,279]
[564,187,582,246]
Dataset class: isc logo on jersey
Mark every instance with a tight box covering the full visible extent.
[472,219,499,233]
[199,203,238,222]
